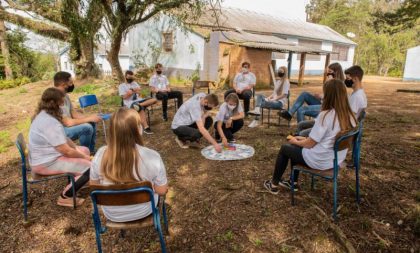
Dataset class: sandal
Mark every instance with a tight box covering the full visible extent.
[57,195,85,207]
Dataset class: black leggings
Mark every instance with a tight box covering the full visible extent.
[172,117,213,142]
[63,169,90,198]
[272,144,307,185]
[214,119,244,140]
[155,91,184,115]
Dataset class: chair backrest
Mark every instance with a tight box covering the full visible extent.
[334,127,359,152]
[90,181,153,206]
[15,133,29,173]
[79,94,99,108]
[193,80,210,89]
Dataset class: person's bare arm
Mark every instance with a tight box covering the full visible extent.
[62,114,101,127]
[288,136,317,149]
[217,121,228,147]
[196,120,222,152]
[55,143,91,159]
[231,111,244,120]
[154,184,169,195]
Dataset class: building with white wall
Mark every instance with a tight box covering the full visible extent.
[403,46,420,81]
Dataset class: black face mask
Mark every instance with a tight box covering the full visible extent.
[344,79,354,88]
[126,78,134,83]
[278,72,285,77]
[66,84,75,93]
[327,72,335,78]
[204,105,213,111]
[156,70,162,75]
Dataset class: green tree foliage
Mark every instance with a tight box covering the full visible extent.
[0,29,55,81]
[306,0,420,77]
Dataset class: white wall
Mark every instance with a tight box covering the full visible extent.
[274,37,355,76]
[403,46,420,81]
[59,52,75,76]
[128,15,205,78]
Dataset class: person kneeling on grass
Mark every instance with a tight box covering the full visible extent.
[119,70,157,135]
[29,88,91,207]
[90,108,168,222]
[248,66,290,128]
[171,93,222,153]
[263,79,356,194]
[214,93,244,146]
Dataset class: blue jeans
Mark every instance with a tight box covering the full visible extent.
[255,95,283,120]
[65,122,96,153]
[289,91,321,116]
[297,104,321,122]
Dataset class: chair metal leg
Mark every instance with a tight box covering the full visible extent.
[291,169,296,205]
[22,176,28,221]
[261,108,264,124]
[156,220,167,253]
[333,179,338,221]
[69,176,76,209]
[93,214,103,253]
[101,120,107,141]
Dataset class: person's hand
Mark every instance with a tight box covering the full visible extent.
[127,89,133,96]
[226,118,233,128]
[214,143,222,153]
[314,93,322,100]
[288,136,299,145]
[294,136,307,141]
[222,137,229,148]
[90,114,102,123]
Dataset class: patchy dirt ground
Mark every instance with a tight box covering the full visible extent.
[0,76,419,253]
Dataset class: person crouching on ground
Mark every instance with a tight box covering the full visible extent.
[29,88,91,207]
[263,79,356,194]
[171,93,222,153]
[119,70,157,134]
[90,108,168,222]
[248,66,290,128]
[214,93,245,147]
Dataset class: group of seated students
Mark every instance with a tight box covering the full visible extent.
[27,61,366,222]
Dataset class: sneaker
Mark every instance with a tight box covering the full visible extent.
[175,137,189,149]
[162,114,168,121]
[144,127,154,135]
[132,104,145,112]
[248,120,260,128]
[263,180,279,195]
[248,107,261,116]
[280,110,292,121]
[278,180,299,192]
[228,138,236,143]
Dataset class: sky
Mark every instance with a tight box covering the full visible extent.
[222,0,310,21]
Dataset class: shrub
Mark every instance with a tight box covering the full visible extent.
[0,130,12,153]
[0,77,31,90]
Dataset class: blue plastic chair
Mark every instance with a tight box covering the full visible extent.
[15,133,77,221]
[78,94,110,140]
[353,109,366,204]
[90,181,168,253]
[261,91,291,128]
[290,128,360,221]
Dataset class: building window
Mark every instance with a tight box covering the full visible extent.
[297,39,322,61]
[162,32,173,52]
[331,44,349,61]
[272,52,286,59]
[64,61,68,69]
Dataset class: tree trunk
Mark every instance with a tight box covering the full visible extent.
[71,36,99,79]
[0,19,13,79]
[107,31,124,82]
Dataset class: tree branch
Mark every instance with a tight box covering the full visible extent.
[0,8,69,41]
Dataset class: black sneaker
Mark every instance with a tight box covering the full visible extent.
[132,104,145,112]
[144,127,153,135]
[280,110,292,121]
[278,180,298,192]
[162,116,168,122]
[263,180,279,195]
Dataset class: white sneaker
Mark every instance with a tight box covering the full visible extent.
[248,107,261,116]
[175,137,189,149]
[248,120,260,128]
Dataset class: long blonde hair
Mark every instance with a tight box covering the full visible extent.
[101,108,144,183]
[321,79,356,131]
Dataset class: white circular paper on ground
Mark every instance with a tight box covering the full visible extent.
[201,144,255,161]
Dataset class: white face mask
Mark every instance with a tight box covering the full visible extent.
[242,68,249,73]
[227,104,236,110]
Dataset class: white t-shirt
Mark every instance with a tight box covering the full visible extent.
[119,82,141,107]
[349,89,367,117]
[215,102,243,123]
[61,94,73,118]
[171,93,206,129]
[272,79,290,106]
[90,145,168,222]
[233,72,256,91]
[29,110,68,167]
[303,109,355,170]
[149,74,169,91]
